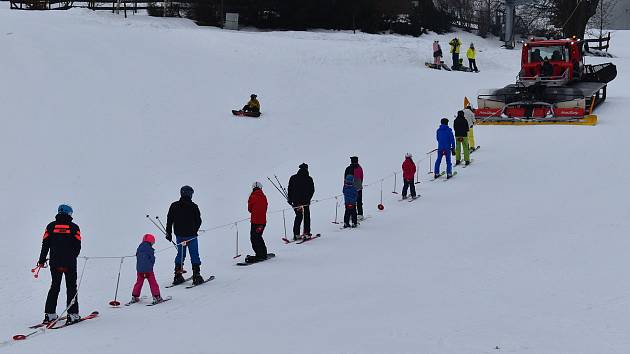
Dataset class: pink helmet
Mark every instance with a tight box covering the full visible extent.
[143,233,156,244]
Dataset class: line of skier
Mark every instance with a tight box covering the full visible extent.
[35,114,477,325]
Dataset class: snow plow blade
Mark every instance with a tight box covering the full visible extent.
[476,114,597,126]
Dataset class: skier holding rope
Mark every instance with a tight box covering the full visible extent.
[166,185,204,286]
[37,204,82,325]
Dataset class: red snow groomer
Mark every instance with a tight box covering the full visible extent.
[475,38,616,125]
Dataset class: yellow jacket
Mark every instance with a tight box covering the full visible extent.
[467,48,476,59]
[247,98,260,110]
[449,39,461,54]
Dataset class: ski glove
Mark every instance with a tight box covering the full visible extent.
[165,232,172,242]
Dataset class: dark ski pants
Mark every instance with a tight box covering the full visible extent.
[45,267,79,315]
[293,205,311,236]
[344,203,357,226]
[175,236,201,267]
[468,59,478,72]
[250,224,268,259]
[356,190,363,216]
[452,53,459,68]
[402,179,416,198]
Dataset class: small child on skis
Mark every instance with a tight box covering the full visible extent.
[401,153,417,199]
[129,234,163,305]
[343,175,358,228]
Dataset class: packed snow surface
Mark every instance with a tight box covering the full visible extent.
[0,4,628,354]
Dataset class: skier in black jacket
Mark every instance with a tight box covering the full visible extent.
[37,204,82,325]
[453,110,470,165]
[166,185,204,285]
[287,163,315,240]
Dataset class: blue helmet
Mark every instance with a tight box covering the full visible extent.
[58,204,73,216]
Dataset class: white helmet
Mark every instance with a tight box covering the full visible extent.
[405,153,412,158]
[252,181,263,189]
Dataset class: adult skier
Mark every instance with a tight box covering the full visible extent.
[466,43,479,72]
[449,37,462,69]
[37,204,82,325]
[166,185,204,285]
[342,175,358,228]
[246,182,268,262]
[401,153,417,199]
[463,105,477,151]
[434,118,455,178]
[454,110,471,166]
[344,156,364,220]
[287,163,315,240]
[242,94,260,113]
[432,40,443,65]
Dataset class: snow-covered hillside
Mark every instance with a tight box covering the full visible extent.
[0,4,628,353]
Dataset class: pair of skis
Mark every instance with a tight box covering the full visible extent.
[7,311,100,345]
[165,275,215,289]
[282,233,322,244]
[236,253,277,266]
[399,195,420,202]
[124,296,173,307]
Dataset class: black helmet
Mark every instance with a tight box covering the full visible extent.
[250,94,257,99]
[440,118,449,125]
[180,185,194,198]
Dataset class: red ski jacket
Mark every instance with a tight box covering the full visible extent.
[248,188,268,225]
[402,158,416,181]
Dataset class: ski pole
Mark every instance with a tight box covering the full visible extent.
[233,222,241,259]
[332,196,340,224]
[267,177,288,201]
[146,215,177,247]
[274,175,288,199]
[282,209,288,239]
[31,262,46,279]
[392,172,399,194]
[109,257,124,307]
[157,216,179,247]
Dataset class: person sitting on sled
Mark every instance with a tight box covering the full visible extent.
[242,94,260,113]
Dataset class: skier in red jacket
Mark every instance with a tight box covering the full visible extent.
[246,182,268,263]
[401,153,417,199]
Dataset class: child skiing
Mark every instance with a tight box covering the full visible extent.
[433,40,443,65]
[344,156,364,220]
[434,118,455,178]
[467,43,479,72]
[246,182,269,263]
[37,204,82,325]
[401,153,417,199]
[343,175,358,228]
[128,234,164,305]
[166,185,204,286]
[242,94,260,113]
[454,110,471,165]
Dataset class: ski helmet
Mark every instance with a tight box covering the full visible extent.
[350,156,358,163]
[58,204,73,216]
[299,163,308,170]
[143,233,156,244]
[180,185,194,198]
[405,153,412,158]
[252,181,263,190]
[251,94,257,99]
[441,118,449,125]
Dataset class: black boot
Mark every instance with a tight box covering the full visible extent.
[192,264,204,285]
[172,265,185,285]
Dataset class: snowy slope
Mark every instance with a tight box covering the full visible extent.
[0,4,629,353]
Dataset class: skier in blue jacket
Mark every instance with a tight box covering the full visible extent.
[343,175,358,228]
[434,118,456,178]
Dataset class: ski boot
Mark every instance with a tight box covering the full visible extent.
[245,255,257,263]
[151,295,164,305]
[351,223,358,228]
[358,215,364,221]
[127,296,140,305]
[402,195,407,200]
[192,264,204,285]
[43,313,58,325]
[343,223,351,228]
[66,313,81,325]
[447,173,453,179]
[172,265,185,285]
[293,235,302,241]
[455,160,461,166]
[465,160,470,166]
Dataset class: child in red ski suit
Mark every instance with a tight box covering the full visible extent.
[130,234,162,304]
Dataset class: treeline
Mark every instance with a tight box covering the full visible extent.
[150,0,452,36]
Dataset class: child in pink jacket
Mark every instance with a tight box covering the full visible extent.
[128,234,163,305]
